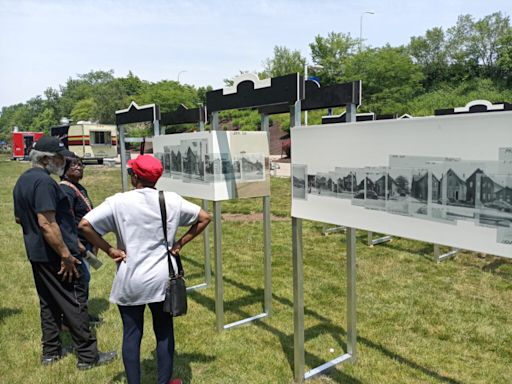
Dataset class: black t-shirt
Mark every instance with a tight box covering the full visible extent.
[60,181,93,248]
[13,167,80,263]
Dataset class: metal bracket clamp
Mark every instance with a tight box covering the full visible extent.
[367,231,393,247]
[433,244,459,263]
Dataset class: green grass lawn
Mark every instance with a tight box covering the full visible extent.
[1,154,512,383]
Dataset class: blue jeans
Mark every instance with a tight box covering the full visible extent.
[118,302,174,384]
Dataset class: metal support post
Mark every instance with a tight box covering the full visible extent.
[261,112,272,315]
[213,201,224,331]
[345,103,357,123]
[346,227,357,360]
[292,217,305,383]
[263,196,272,314]
[434,244,459,263]
[187,114,211,291]
[367,232,393,247]
[118,125,128,192]
[153,118,160,137]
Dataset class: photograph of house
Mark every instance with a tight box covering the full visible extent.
[163,146,171,175]
[352,169,366,206]
[241,154,265,181]
[386,168,411,215]
[315,172,336,197]
[365,169,386,210]
[334,167,356,199]
[170,145,182,179]
[480,174,512,229]
[181,139,207,183]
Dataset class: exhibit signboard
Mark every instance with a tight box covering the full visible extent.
[291,111,512,258]
[154,131,270,201]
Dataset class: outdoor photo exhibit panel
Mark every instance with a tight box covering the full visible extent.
[153,131,270,201]
[291,111,512,258]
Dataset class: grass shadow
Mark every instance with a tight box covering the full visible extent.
[111,350,215,383]
[0,307,22,323]
[88,297,110,318]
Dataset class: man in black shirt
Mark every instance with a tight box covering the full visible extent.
[12,136,116,369]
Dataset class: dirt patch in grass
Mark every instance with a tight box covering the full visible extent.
[222,213,289,222]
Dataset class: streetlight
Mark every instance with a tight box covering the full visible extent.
[303,63,324,126]
[359,11,375,52]
[177,70,187,83]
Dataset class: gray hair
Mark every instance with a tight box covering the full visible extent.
[30,149,57,166]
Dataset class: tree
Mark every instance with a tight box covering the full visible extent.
[309,32,359,85]
[342,45,424,114]
[446,12,511,81]
[496,30,512,85]
[71,98,98,122]
[261,46,306,78]
[32,108,58,134]
[408,27,450,89]
[471,12,511,78]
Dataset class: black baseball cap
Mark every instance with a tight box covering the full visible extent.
[33,136,75,157]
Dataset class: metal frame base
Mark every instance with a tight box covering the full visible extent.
[187,282,208,292]
[367,232,392,247]
[214,196,272,331]
[434,244,459,263]
[223,312,269,330]
[322,225,346,236]
[293,218,357,383]
[304,353,353,380]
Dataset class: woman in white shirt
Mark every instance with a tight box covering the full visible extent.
[79,155,211,384]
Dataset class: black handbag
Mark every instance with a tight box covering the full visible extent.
[159,191,187,316]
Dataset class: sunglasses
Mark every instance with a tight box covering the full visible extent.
[127,168,134,176]
[68,162,84,169]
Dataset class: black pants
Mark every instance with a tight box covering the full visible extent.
[31,261,98,363]
[118,302,174,384]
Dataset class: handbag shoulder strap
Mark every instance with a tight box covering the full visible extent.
[158,191,184,277]
[60,180,92,211]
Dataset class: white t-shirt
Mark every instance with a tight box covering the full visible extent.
[83,188,200,306]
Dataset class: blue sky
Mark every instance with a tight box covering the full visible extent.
[0,0,510,108]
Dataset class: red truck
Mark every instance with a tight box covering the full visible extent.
[12,131,44,160]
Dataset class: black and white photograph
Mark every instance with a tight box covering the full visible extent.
[316,172,336,197]
[292,164,307,200]
[499,148,512,162]
[205,153,236,182]
[163,145,171,175]
[334,167,356,199]
[364,167,387,210]
[478,174,512,229]
[232,158,242,180]
[307,174,317,194]
[352,169,365,206]
[154,152,164,170]
[410,168,429,218]
[426,163,454,223]
[444,161,506,222]
[169,145,182,179]
[181,139,207,183]
[389,155,459,169]
[385,168,411,216]
[240,153,265,181]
